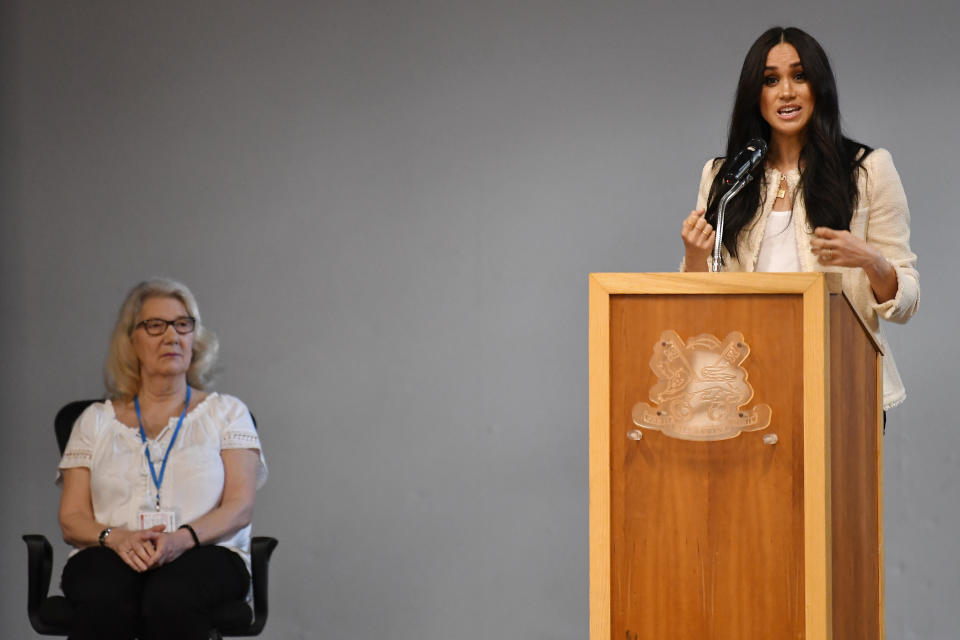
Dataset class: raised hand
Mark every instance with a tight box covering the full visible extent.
[681,209,715,271]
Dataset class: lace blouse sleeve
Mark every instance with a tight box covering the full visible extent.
[217,394,268,489]
[56,403,104,484]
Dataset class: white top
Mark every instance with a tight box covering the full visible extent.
[755,209,801,272]
[57,392,268,570]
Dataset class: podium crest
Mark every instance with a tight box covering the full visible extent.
[631,330,771,441]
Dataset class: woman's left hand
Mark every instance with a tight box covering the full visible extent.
[810,227,878,268]
[148,528,195,567]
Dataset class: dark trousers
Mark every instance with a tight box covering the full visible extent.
[61,545,249,640]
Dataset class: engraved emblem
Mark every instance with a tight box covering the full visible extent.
[631,330,771,441]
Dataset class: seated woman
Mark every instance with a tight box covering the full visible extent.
[57,278,267,640]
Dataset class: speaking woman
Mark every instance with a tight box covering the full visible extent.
[680,26,919,411]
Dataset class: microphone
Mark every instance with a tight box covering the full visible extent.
[712,138,767,273]
[723,138,768,184]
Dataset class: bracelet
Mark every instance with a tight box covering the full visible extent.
[179,524,200,547]
[98,527,112,547]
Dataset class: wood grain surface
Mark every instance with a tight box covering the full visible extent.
[608,294,805,639]
[829,294,883,639]
[589,276,612,640]
[590,275,882,640]
[590,272,842,296]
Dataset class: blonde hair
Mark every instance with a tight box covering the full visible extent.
[104,278,219,400]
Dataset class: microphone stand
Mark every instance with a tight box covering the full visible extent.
[711,174,754,273]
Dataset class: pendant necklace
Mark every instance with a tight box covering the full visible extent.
[776,175,787,200]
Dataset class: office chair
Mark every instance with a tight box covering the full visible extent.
[23,399,278,638]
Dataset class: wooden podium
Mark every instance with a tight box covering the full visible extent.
[589,273,884,640]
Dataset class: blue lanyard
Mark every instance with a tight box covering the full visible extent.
[135,386,191,511]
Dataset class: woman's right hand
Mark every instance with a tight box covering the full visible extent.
[104,525,165,572]
[681,209,715,272]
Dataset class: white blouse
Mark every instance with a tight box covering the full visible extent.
[755,209,801,272]
[57,392,268,570]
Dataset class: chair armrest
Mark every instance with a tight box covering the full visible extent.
[23,535,53,614]
[247,536,278,635]
[22,534,55,632]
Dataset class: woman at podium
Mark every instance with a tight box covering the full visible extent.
[679,26,919,411]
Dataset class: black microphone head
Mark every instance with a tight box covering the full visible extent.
[745,137,768,157]
[723,138,768,184]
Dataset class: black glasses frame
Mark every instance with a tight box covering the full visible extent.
[135,317,196,336]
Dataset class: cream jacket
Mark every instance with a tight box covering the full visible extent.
[690,148,919,409]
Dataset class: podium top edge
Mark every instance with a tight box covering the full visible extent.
[588,272,842,295]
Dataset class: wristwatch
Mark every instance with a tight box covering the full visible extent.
[98,527,112,547]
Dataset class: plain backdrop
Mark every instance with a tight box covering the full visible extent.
[2,1,957,638]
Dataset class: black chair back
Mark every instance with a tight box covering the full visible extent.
[54,400,102,454]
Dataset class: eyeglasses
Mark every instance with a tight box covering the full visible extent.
[135,317,196,336]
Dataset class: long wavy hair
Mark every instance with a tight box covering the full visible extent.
[705,26,871,260]
[104,278,219,400]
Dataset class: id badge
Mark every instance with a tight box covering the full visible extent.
[139,509,177,532]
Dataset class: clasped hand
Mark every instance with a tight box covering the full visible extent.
[106,525,193,572]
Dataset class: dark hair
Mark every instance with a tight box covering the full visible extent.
[705,26,871,260]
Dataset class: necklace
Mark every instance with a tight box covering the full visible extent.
[776,175,787,200]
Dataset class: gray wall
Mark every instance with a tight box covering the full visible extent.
[2,1,957,638]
